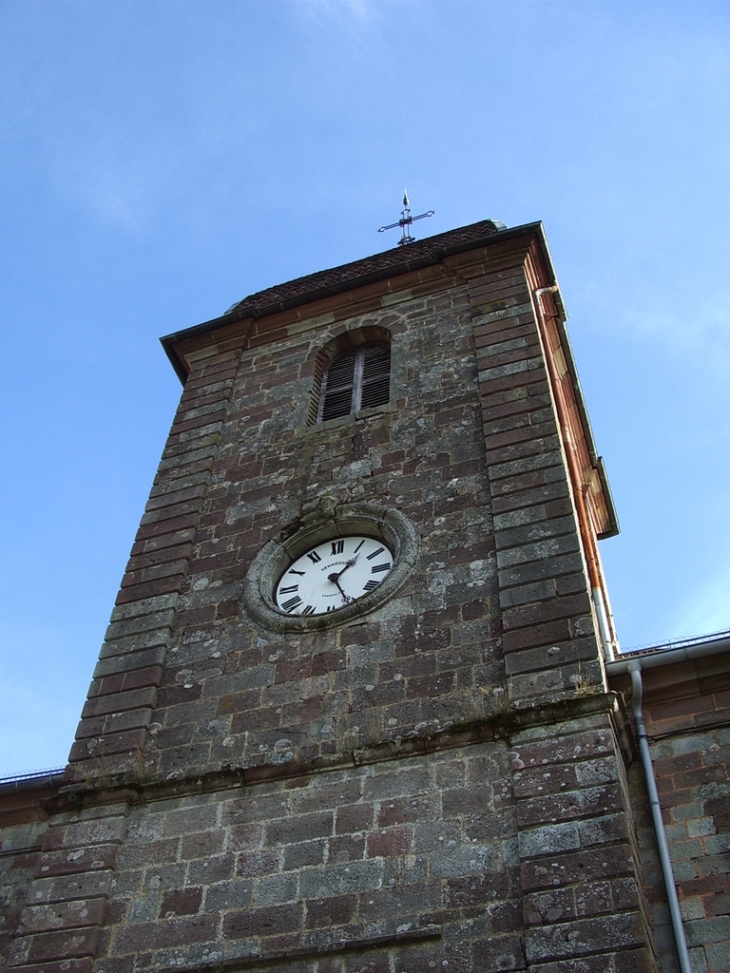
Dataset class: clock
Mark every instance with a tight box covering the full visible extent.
[274,536,393,616]
[243,500,419,633]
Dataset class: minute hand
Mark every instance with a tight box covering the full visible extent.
[327,555,359,602]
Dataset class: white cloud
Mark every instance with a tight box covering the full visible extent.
[54,132,174,233]
[620,298,730,374]
[290,0,387,44]
[668,561,730,642]
[295,0,378,25]
[575,272,730,378]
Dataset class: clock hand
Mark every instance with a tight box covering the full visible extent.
[325,574,349,604]
[327,555,358,584]
[337,554,359,578]
[327,555,359,603]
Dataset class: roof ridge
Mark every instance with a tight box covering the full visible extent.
[225,218,503,317]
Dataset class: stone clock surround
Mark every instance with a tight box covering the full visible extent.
[6,222,655,973]
[242,500,419,632]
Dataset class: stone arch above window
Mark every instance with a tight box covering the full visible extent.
[310,327,391,424]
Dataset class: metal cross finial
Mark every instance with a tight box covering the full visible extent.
[378,190,434,246]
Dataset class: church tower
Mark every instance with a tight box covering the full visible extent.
[6,219,658,973]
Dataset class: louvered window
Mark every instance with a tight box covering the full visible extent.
[317,343,390,422]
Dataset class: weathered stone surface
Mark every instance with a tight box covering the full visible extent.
[2,225,668,973]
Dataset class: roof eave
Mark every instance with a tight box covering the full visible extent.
[160,221,548,384]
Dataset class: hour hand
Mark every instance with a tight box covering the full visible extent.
[328,554,358,585]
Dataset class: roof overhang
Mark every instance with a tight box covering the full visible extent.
[161,220,552,383]
[159,218,617,538]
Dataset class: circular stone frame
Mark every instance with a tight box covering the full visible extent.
[243,502,419,633]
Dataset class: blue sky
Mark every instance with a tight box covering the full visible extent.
[1,0,729,776]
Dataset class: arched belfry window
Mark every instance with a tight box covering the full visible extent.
[317,342,390,422]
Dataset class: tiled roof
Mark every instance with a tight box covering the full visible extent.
[226,218,503,317]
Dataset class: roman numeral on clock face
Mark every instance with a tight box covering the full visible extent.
[275,535,395,618]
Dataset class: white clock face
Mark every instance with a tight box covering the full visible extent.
[274,536,394,616]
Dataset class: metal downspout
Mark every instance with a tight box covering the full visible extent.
[592,583,615,664]
[627,660,692,973]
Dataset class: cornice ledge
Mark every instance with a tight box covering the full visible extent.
[43,693,627,813]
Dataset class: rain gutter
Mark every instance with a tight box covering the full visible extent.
[0,768,66,796]
[605,631,730,676]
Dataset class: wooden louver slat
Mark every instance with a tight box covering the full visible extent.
[318,343,390,422]
[319,347,357,421]
[360,344,390,411]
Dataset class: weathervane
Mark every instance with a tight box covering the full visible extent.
[378,191,434,246]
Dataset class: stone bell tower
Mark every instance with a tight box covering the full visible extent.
[6,219,658,973]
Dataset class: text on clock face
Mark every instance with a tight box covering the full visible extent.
[274,535,394,616]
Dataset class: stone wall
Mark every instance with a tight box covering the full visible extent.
[3,224,659,973]
[140,279,503,781]
[0,782,58,970]
[95,745,519,971]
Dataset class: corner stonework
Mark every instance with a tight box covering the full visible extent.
[6,349,245,973]
[462,240,655,972]
[66,348,243,783]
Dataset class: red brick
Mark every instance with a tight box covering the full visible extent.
[144,484,207,513]
[521,845,636,891]
[25,927,99,963]
[124,543,193,572]
[69,728,147,761]
[20,898,106,933]
[159,887,202,918]
[366,826,413,857]
[222,903,304,940]
[120,559,189,588]
[305,895,356,928]
[478,366,547,396]
[134,513,199,541]
[170,409,226,434]
[511,727,614,770]
[81,688,156,719]
[115,577,182,605]
[113,915,218,952]
[34,845,119,879]
[121,666,164,691]
[502,618,573,653]
[516,783,625,827]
